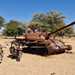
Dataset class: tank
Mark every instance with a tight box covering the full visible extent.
[9,21,75,57]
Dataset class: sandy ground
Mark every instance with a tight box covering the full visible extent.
[0,37,75,75]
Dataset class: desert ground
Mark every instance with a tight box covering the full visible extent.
[0,37,75,75]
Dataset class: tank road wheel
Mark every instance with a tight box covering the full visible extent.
[47,45,55,55]
[28,46,48,56]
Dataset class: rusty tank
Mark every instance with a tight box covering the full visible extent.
[9,21,75,56]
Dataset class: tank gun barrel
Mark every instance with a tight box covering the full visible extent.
[48,21,75,35]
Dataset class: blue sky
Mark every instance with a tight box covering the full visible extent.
[0,0,75,23]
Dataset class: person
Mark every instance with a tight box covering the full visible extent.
[0,45,3,63]
[15,44,22,61]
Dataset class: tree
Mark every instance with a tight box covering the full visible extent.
[31,10,74,35]
[64,27,74,35]
[47,11,66,32]
[4,20,25,36]
[32,13,50,31]
[31,11,66,32]
[0,16,5,27]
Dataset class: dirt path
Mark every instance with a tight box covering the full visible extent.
[0,37,75,75]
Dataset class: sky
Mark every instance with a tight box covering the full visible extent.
[0,0,75,24]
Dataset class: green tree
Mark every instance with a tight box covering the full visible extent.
[32,13,50,31]
[0,16,5,27]
[4,20,24,36]
[47,11,65,32]
[31,10,74,35]
[64,27,74,35]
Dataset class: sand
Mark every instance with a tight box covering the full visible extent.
[0,37,75,75]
